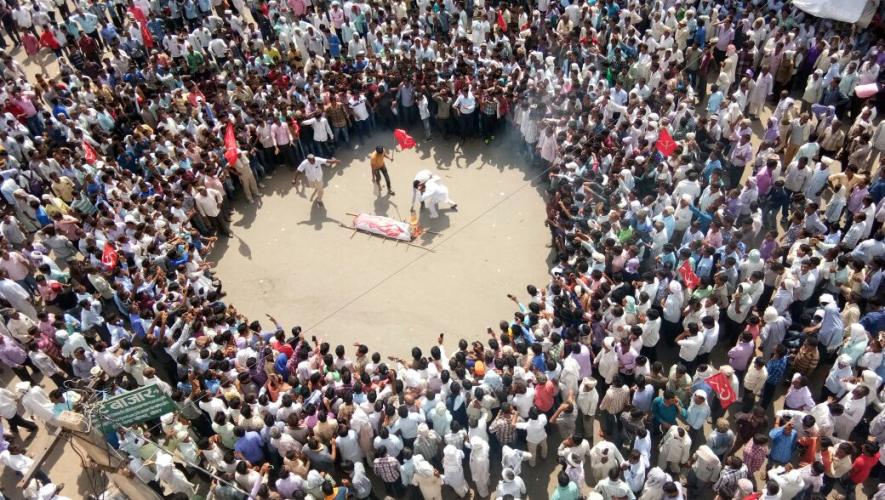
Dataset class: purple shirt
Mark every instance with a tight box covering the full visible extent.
[569,345,593,378]
[234,431,266,463]
[728,340,755,371]
[760,239,777,261]
[848,186,869,214]
[617,346,637,374]
[0,341,27,367]
[715,26,735,51]
[756,168,773,196]
[726,197,744,219]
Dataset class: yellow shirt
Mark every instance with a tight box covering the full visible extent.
[369,151,386,170]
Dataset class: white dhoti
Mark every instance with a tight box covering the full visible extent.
[155,451,196,496]
[421,182,456,218]
[20,386,57,425]
[413,457,444,500]
[442,446,469,497]
[468,438,491,497]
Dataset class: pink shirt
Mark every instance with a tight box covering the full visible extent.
[11,95,37,117]
[0,252,30,281]
[271,123,291,146]
[22,33,40,57]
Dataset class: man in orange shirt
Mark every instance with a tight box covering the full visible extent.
[369,146,394,195]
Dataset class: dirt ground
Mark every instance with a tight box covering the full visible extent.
[209,130,552,357]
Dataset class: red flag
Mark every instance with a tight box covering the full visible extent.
[678,259,700,290]
[497,11,507,31]
[223,122,239,166]
[127,5,147,24]
[101,242,118,270]
[706,372,737,410]
[141,22,153,49]
[393,129,416,150]
[656,128,677,157]
[82,141,98,164]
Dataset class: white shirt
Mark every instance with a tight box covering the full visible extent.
[348,95,369,121]
[0,450,33,473]
[641,318,661,347]
[677,333,704,362]
[516,414,548,443]
[194,189,224,218]
[453,92,476,114]
[699,324,719,355]
[0,388,18,419]
[302,116,333,142]
[297,158,329,183]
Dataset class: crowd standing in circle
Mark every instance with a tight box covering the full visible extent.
[0,0,882,498]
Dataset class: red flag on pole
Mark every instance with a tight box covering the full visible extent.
[656,128,677,157]
[141,23,154,49]
[678,259,700,290]
[393,129,416,150]
[127,5,147,24]
[497,11,507,31]
[706,372,737,410]
[224,122,239,166]
[101,242,119,270]
[82,141,98,164]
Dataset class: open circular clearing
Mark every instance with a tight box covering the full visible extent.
[211,131,551,355]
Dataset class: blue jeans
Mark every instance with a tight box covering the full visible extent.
[333,126,350,146]
[398,104,417,126]
[310,140,333,157]
[353,119,369,142]
[249,155,266,179]
[25,114,44,137]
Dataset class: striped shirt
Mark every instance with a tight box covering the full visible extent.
[599,386,631,414]
[373,455,401,483]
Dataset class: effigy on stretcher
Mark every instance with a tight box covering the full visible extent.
[341,212,435,250]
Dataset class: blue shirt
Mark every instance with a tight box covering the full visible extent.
[766,356,789,384]
[682,402,710,430]
[101,25,119,43]
[76,13,99,34]
[706,91,724,113]
[327,33,341,57]
[861,310,885,335]
[818,303,844,348]
[689,205,714,233]
[651,396,678,425]
[693,26,707,46]
[768,427,797,464]
[235,431,265,463]
[703,159,722,182]
[696,256,714,279]
[871,179,885,203]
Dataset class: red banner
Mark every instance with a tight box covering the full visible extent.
[678,259,700,290]
[656,128,677,157]
[497,11,507,31]
[706,372,737,410]
[101,242,118,270]
[393,129,416,150]
[82,141,98,164]
[224,122,238,166]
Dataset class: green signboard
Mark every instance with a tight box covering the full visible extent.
[96,384,177,432]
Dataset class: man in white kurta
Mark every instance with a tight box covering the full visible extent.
[412,170,458,218]
[467,436,491,497]
[16,382,56,425]
[0,276,37,319]
[441,444,468,497]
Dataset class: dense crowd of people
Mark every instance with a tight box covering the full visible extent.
[0,0,883,498]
